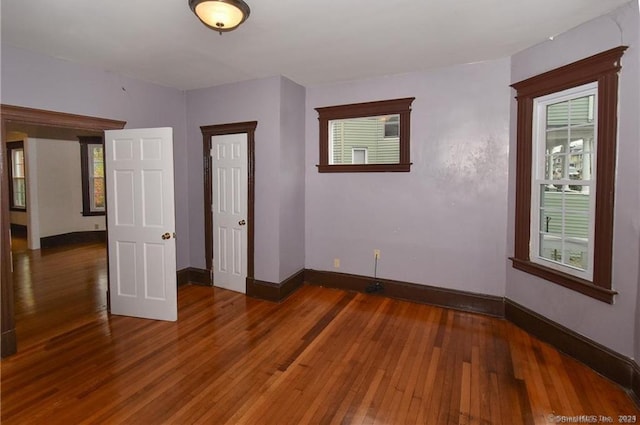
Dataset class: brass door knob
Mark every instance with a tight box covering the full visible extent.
[161,232,171,240]
[238,220,246,226]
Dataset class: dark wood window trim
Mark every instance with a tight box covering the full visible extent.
[315,97,415,172]
[6,141,26,212]
[201,121,257,282]
[78,136,105,216]
[510,46,627,304]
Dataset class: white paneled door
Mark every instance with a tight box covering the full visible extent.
[211,133,248,293]
[105,128,177,321]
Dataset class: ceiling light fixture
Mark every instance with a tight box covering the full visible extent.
[189,0,250,34]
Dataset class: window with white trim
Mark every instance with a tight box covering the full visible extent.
[79,137,105,216]
[531,83,596,280]
[7,141,26,211]
[510,46,626,303]
[352,147,368,164]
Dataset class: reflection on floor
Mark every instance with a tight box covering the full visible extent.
[10,235,108,349]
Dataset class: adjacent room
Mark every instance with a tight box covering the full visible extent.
[1,1,639,423]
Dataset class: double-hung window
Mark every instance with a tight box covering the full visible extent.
[511,46,626,303]
[531,83,596,281]
[7,141,26,211]
[79,137,105,216]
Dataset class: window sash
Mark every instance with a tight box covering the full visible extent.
[7,144,26,210]
[88,145,105,212]
[79,137,105,216]
[530,83,597,281]
[12,177,26,208]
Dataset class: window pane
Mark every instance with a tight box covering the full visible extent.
[540,186,563,244]
[540,235,562,262]
[568,95,595,126]
[12,149,25,178]
[92,146,104,178]
[93,177,105,209]
[546,129,568,152]
[82,141,105,214]
[570,129,594,152]
[539,185,559,208]
[13,178,26,208]
[565,211,589,239]
[545,154,566,181]
[538,185,591,271]
[330,114,400,165]
[93,161,104,178]
[92,146,103,161]
[384,115,399,138]
[565,242,588,270]
[546,101,569,128]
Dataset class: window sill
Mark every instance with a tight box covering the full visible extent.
[317,163,412,173]
[510,257,616,304]
[9,207,27,212]
[82,211,106,217]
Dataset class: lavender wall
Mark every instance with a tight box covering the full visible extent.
[186,76,305,283]
[305,59,511,296]
[507,1,640,356]
[279,78,306,280]
[1,45,190,268]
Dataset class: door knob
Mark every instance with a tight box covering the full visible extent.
[238,220,246,226]
[161,232,171,240]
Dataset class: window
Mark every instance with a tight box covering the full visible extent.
[531,83,596,281]
[79,136,105,216]
[384,115,399,138]
[352,147,368,164]
[7,141,26,211]
[511,46,626,303]
[316,97,414,172]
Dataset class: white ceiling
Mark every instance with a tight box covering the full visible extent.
[1,0,632,91]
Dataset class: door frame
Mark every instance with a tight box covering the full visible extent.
[0,104,125,357]
[201,121,257,289]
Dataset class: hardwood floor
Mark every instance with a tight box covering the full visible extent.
[1,241,638,424]
[9,237,108,349]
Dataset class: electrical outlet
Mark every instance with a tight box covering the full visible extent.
[374,249,380,259]
[334,258,340,268]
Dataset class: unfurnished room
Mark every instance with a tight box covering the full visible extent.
[1,1,640,424]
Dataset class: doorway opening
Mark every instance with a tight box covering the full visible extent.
[1,104,126,357]
[201,121,257,292]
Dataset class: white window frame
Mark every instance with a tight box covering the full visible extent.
[79,137,106,216]
[530,82,597,281]
[7,141,26,211]
[87,144,105,213]
[352,147,368,164]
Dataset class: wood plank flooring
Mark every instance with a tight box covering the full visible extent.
[1,240,638,424]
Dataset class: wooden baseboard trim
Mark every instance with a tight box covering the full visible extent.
[304,269,504,317]
[505,299,637,392]
[40,231,106,248]
[1,329,17,358]
[632,362,640,406]
[177,267,212,286]
[247,269,305,302]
